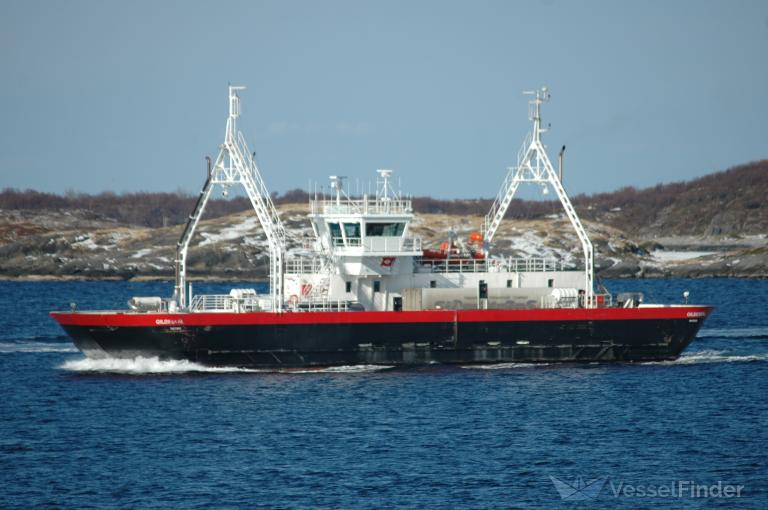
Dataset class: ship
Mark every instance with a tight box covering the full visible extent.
[51,86,712,368]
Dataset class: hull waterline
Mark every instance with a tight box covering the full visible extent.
[51,306,712,368]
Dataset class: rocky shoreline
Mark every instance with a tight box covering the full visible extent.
[1,205,766,282]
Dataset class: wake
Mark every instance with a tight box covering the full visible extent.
[0,342,78,354]
[461,362,546,370]
[59,356,391,374]
[650,349,768,365]
[697,327,768,340]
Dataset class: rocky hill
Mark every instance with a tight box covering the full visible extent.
[0,160,766,280]
[573,160,768,238]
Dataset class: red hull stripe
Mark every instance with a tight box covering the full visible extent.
[50,306,713,328]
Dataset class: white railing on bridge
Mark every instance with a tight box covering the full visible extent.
[310,198,412,216]
[329,236,422,253]
[363,236,421,253]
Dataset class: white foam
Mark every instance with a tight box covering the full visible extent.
[59,356,259,373]
[0,342,78,353]
[59,357,391,375]
[461,362,545,370]
[648,349,768,365]
[285,364,393,374]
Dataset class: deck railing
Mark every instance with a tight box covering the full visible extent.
[417,257,570,274]
[328,236,422,253]
[189,294,264,312]
[310,198,413,215]
[285,257,329,274]
[188,292,355,313]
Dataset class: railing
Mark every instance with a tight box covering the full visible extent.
[483,132,532,237]
[543,293,614,309]
[285,257,329,274]
[235,131,286,243]
[506,258,567,272]
[189,294,265,312]
[587,293,614,308]
[345,237,362,247]
[329,236,422,253]
[418,258,489,274]
[364,236,421,253]
[417,257,570,274]
[187,292,354,313]
[310,198,412,215]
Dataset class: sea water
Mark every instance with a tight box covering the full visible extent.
[0,279,766,508]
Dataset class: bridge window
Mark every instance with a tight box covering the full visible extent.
[328,222,344,246]
[366,222,405,236]
[328,222,341,237]
[343,222,361,239]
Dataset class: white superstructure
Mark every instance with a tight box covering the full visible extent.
[175,86,601,314]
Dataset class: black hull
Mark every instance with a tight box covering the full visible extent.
[59,316,705,368]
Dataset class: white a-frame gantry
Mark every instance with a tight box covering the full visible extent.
[174,86,286,311]
[482,88,595,306]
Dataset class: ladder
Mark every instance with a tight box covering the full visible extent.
[482,88,595,306]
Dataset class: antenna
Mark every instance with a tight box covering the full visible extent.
[526,86,550,142]
[377,169,393,200]
[228,85,246,119]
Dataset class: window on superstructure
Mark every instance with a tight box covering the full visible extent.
[345,281,352,293]
[328,222,344,246]
[365,222,405,236]
[343,223,361,244]
[373,280,381,293]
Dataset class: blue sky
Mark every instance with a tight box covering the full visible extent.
[1,0,766,198]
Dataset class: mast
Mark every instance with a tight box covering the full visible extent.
[174,86,286,311]
[482,88,595,306]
